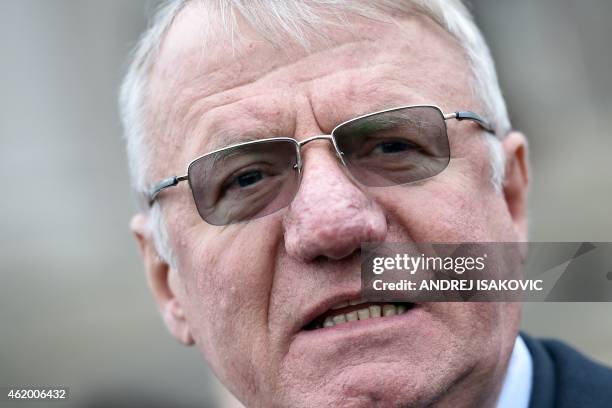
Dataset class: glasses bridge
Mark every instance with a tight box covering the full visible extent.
[298,134,334,146]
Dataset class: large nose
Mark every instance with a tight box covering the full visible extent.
[282,144,387,262]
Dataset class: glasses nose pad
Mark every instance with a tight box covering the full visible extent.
[292,150,303,190]
[329,136,348,167]
[330,141,369,188]
[293,146,302,171]
[335,149,347,167]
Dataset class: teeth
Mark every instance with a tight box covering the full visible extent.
[318,303,410,329]
[357,308,370,320]
[346,311,358,322]
[369,305,381,318]
[332,314,347,324]
[383,304,397,316]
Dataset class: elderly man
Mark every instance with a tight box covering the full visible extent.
[120,1,612,407]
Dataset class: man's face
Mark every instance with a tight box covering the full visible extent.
[137,7,528,408]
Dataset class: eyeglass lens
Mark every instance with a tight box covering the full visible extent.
[333,106,450,187]
[188,106,450,225]
[188,139,301,225]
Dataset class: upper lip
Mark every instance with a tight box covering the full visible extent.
[292,291,363,335]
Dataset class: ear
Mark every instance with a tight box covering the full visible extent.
[501,131,530,241]
[131,214,194,345]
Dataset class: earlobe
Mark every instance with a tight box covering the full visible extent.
[162,296,195,345]
[501,132,530,240]
[130,214,194,346]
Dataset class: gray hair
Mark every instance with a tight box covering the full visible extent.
[120,0,511,263]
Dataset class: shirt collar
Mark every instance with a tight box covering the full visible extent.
[497,335,533,408]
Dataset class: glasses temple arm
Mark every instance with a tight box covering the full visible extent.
[148,175,188,206]
[445,111,495,134]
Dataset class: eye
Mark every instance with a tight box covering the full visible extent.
[234,170,263,188]
[371,139,422,155]
[375,141,413,154]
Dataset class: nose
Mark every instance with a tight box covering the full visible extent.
[282,144,387,262]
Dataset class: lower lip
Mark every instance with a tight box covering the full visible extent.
[293,305,425,345]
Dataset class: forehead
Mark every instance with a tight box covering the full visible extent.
[146,5,473,176]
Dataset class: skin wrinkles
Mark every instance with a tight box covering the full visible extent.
[150,27,385,176]
[132,5,529,408]
[147,11,471,183]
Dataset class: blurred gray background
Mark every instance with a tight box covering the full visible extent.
[1,0,610,407]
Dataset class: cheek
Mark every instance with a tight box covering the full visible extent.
[169,215,284,395]
[373,183,496,242]
[438,301,521,365]
[372,149,515,242]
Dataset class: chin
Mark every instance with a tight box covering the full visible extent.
[277,345,475,408]
[277,366,452,408]
[274,302,511,408]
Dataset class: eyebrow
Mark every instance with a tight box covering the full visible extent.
[345,114,401,133]
[201,95,420,152]
[208,134,262,151]
[204,127,281,153]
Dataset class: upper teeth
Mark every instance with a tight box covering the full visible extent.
[321,303,408,329]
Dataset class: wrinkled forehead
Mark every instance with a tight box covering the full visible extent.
[145,3,472,178]
[151,3,468,97]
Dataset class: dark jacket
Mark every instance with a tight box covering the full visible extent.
[523,334,612,408]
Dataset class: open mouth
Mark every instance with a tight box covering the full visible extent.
[303,300,415,331]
